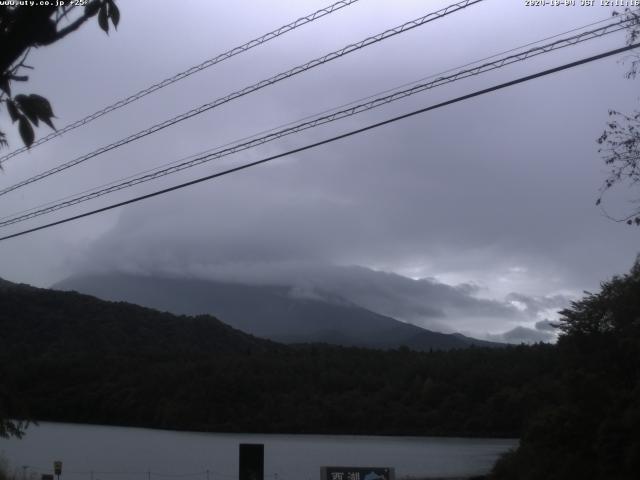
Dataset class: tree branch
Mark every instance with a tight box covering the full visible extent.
[39,11,92,45]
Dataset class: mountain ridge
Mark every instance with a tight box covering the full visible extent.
[54,272,502,351]
[1,277,276,356]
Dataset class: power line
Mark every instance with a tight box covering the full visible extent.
[2,9,632,223]
[0,42,637,243]
[0,0,484,198]
[2,10,631,225]
[0,16,632,229]
[0,0,361,165]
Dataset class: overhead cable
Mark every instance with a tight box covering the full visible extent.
[0,16,632,229]
[0,0,484,198]
[0,41,637,243]
[4,8,630,225]
[0,0,361,165]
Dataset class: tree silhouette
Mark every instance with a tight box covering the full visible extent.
[597,9,640,225]
[0,378,27,439]
[0,0,120,150]
[556,254,640,336]
[491,255,640,480]
[0,0,120,439]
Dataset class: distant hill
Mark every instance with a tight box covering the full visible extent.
[0,277,274,357]
[54,273,500,351]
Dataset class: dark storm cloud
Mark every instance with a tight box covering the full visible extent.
[535,319,559,331]
[73,199,538,333]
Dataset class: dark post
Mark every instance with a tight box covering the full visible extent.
[239,444,264,480]
[53,461,62,480]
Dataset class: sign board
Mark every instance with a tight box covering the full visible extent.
[42,475,54,480]
[321,467,395,480]
[53,462,62,476]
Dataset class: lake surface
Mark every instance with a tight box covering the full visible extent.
[0,422,517,480]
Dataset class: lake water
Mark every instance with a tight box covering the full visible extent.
[0,422,517,480]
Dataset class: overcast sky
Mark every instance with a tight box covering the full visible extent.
[0,0,639,341]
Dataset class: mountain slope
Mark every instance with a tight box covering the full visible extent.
[54,273,500,350]
[0,277,274,357]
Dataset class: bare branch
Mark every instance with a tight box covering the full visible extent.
[39,10,92,45]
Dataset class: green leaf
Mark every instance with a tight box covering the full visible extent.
[85,0,101,17]
[6,100,19,123]
[0,76,10,96]
[18,116,35,148]
[27,94,54,118]
[13,94,56,129]
[98,4,109,33]
[108,0,120,29]
[27,94,56,129]
[40,115,55,130]
[14,94,39,126]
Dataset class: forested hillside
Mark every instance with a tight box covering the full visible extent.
[490,259,640,480]
[1,278,274,356]
[1,279,552,437]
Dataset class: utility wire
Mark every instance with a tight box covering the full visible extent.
[0,0,361,165]
[0,0,484,198]
[1,10,631,224]
[0,16,632,229]
[0,41,637,243]
[4,7,628,225]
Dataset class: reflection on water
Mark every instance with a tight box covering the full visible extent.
[0,422,517,480]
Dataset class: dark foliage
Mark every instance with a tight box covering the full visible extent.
[490,257,640,480]
[596,9,640,225]
[0,0,119,148]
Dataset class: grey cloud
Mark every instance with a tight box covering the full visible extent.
[505,292,572,318]
[535,319,559,332]
[487,325,556,345]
